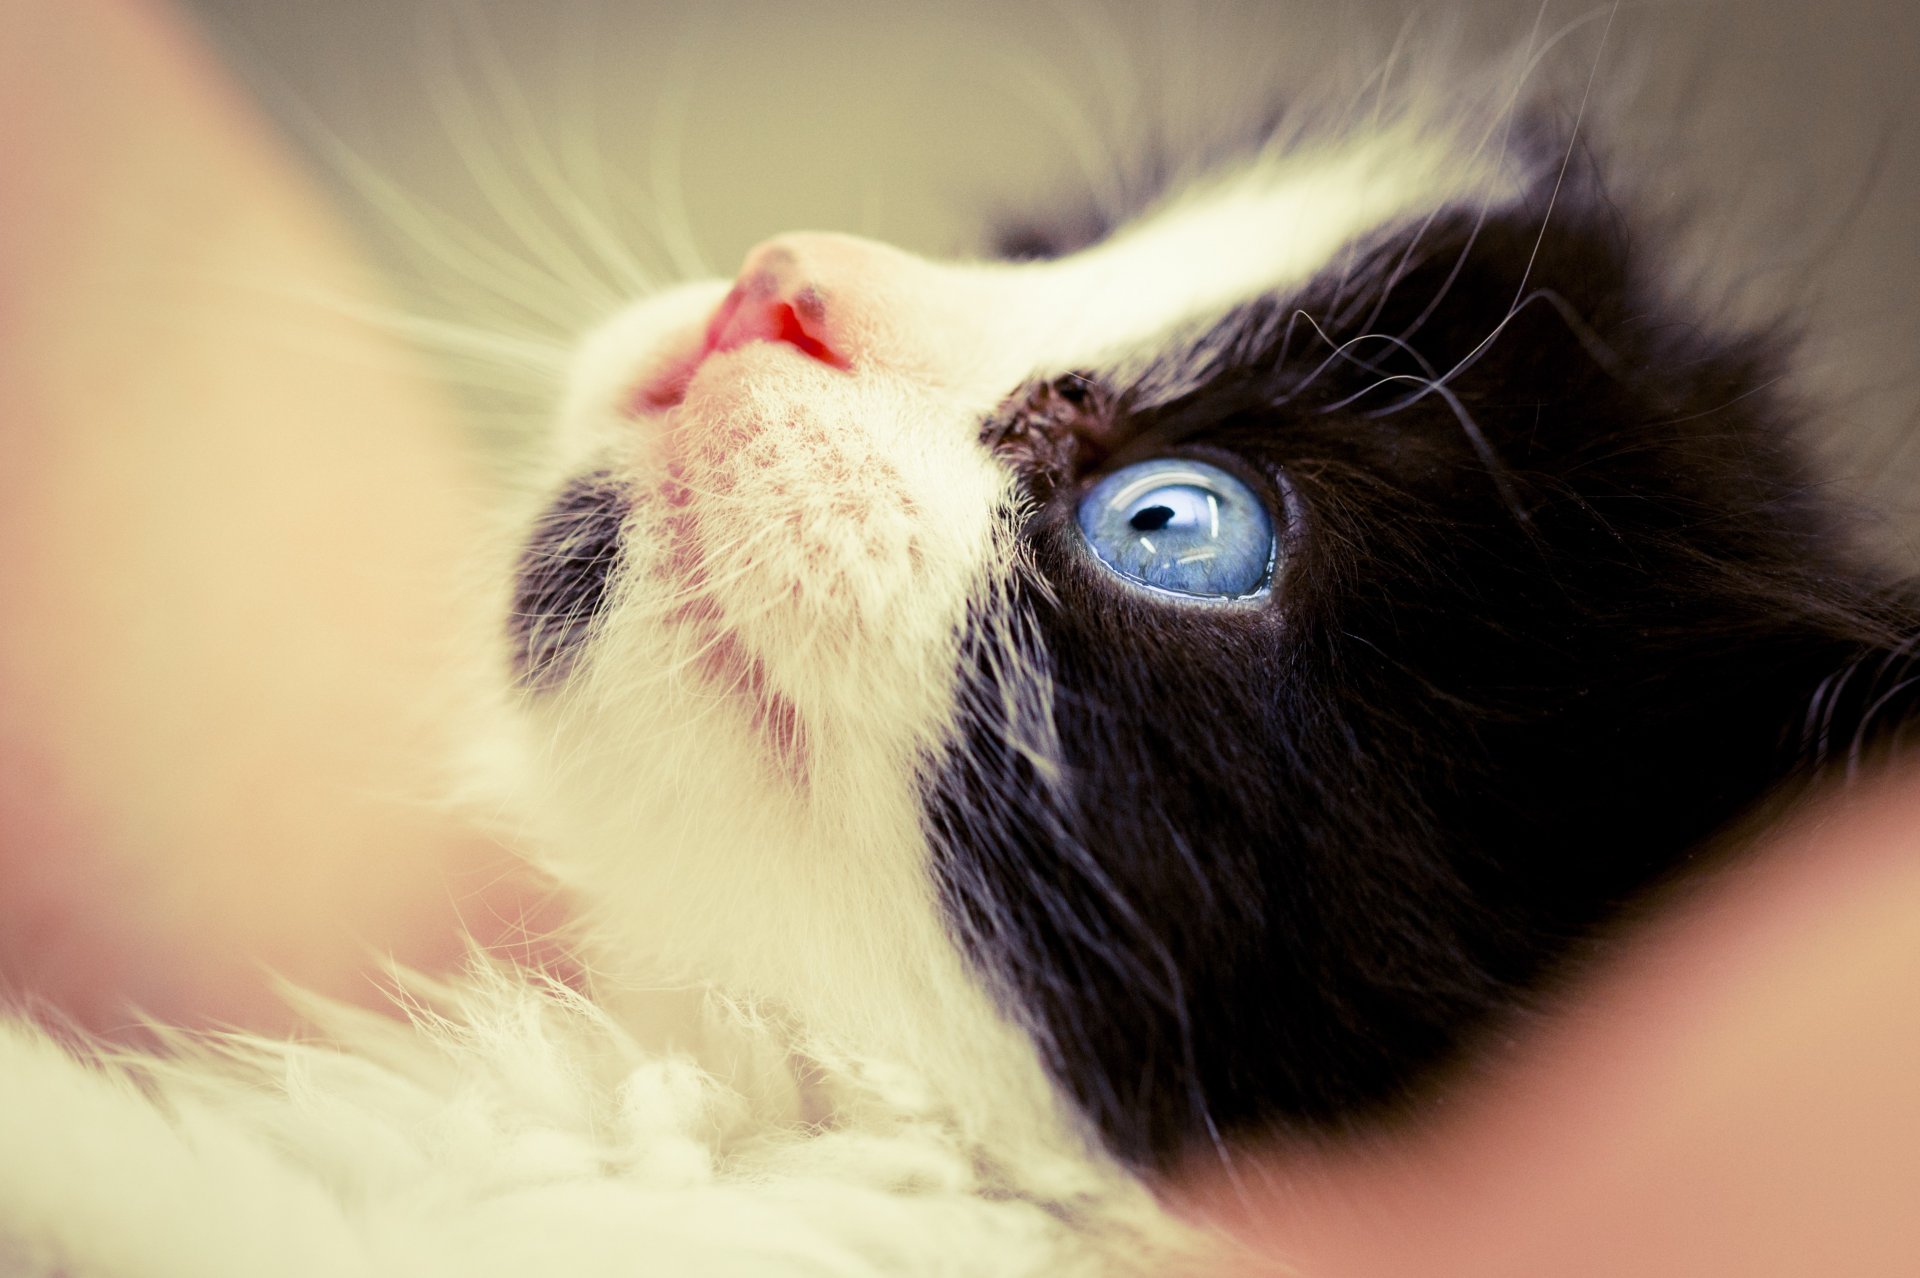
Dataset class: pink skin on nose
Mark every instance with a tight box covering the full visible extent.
[702,272,849,370]
[710,235,885,371]
[631,239,857,415]
[633,234,937,415]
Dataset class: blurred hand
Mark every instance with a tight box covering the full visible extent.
[0,0,539,1032]
[1175,771,1920,1277]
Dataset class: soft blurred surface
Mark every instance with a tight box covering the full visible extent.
[0,0,541,1031]
[1176,769,1920,1276]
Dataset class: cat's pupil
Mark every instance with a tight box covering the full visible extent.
[1129,505,1175,532]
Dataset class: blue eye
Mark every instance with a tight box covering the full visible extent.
[1075,458,1276,600]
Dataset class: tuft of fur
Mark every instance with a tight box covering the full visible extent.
[0,965,1191,1277]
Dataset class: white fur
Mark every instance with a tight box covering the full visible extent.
[0,972,1182,1276]
[5,108,1514,1276]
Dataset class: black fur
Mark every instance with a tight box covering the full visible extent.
[928,170,1920,1172]
[510,471,628,690]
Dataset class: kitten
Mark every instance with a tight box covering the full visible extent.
[5,30,1917,1278]
[499,86,1920,1182]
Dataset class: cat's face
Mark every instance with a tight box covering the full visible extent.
[500,109,1888,1171]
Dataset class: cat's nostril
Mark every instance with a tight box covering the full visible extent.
[703,231,949,376]
[705,255,850,370]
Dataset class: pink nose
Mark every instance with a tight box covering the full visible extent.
[703,234,896,371]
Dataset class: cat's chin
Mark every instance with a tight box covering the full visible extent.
[490,244,1069,1149]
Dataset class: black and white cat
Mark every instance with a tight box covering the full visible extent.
[5,18,1916,1278]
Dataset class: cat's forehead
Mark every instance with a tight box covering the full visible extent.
[988,124,1516,372]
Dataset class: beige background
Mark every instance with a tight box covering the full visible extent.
[177,0,1920,521]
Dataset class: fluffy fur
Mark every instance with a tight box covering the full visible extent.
[7,25,1916,1278]
[0,974,1178,1276]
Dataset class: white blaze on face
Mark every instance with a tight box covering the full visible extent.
[500,123,1510,1153]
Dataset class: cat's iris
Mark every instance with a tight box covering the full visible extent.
[1076,458,1274,600]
